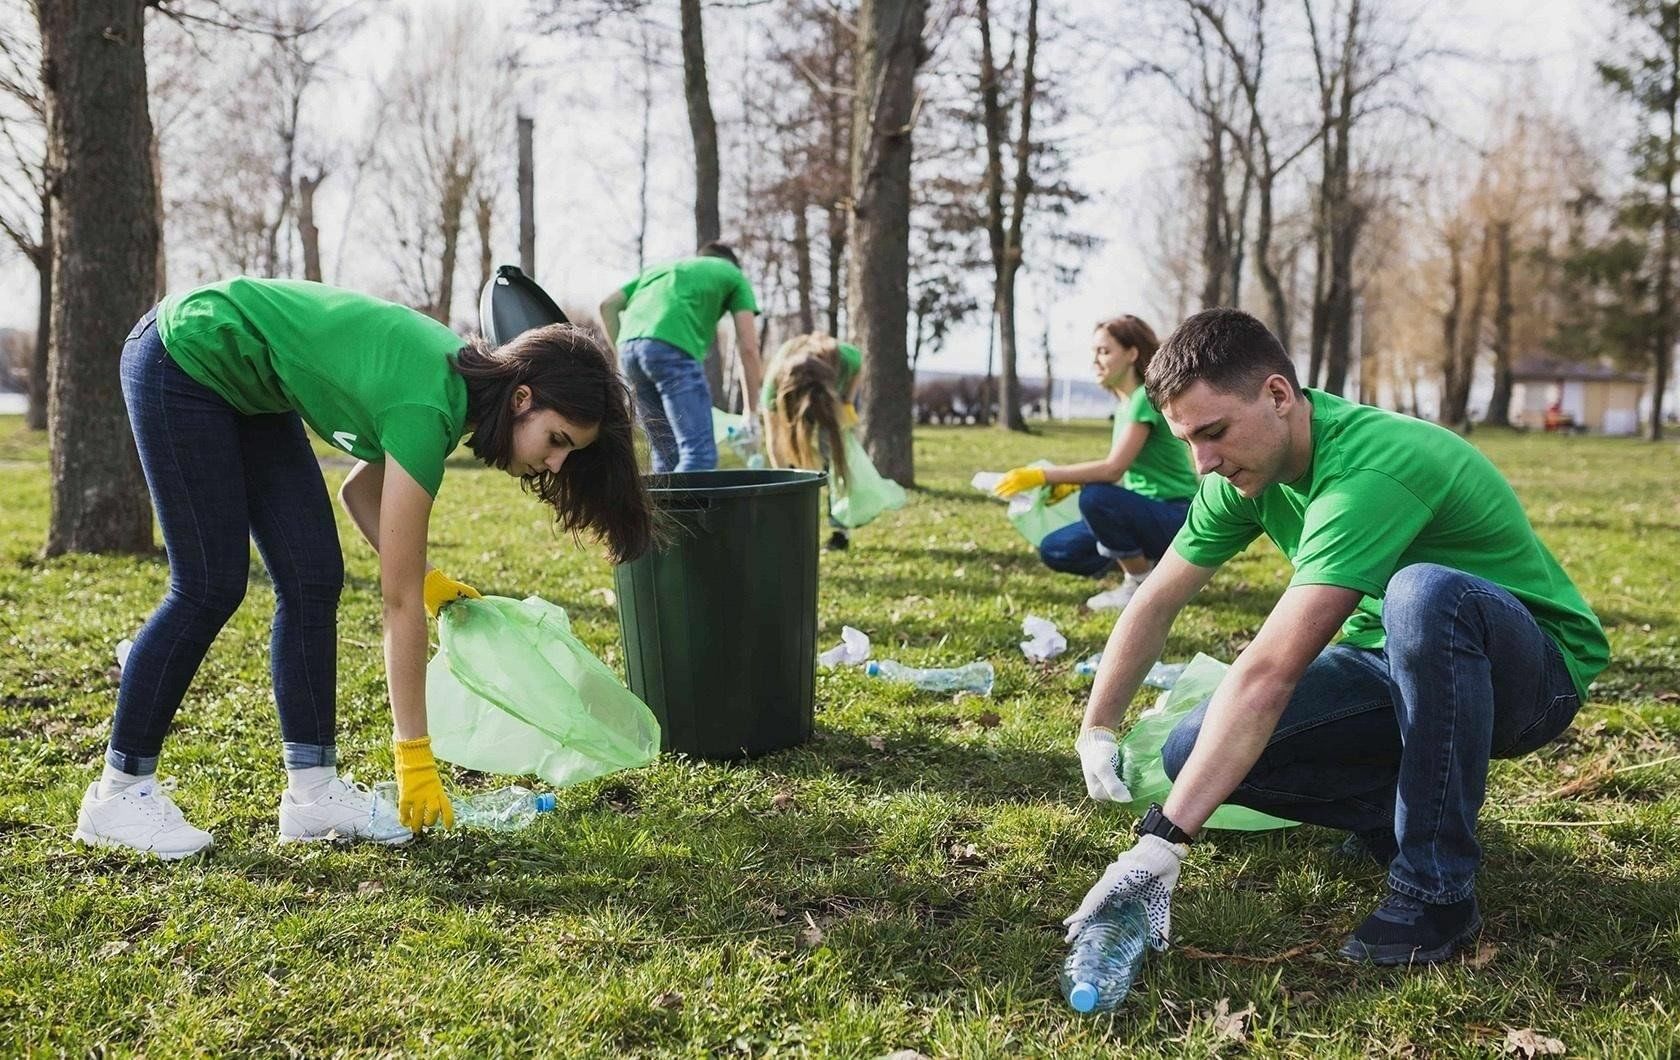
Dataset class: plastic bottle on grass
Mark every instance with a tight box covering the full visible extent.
[1060,898,1150,1013]
[1073,656,1187,689]
[371,781,556,832]
[864,659,994,696]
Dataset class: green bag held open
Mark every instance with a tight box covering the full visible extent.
[1006,460,1084,547]
[1119,653,1297,832]
[830,426,907,529]
[428,595,661,787]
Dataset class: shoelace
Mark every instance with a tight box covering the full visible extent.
[130,777,187,825]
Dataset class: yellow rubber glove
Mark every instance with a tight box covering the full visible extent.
[423,568,481,620]
[1048,483,1080,504]
[993,466,1047,498]
[393,736,454,830]
[840,402,860,429]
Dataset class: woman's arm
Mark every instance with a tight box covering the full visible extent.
[1044,420,1149,486]
[338,459,385,551]
[376,460,433,741]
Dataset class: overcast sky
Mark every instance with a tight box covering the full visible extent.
[0,0,1610,384]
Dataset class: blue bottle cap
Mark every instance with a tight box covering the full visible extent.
[865,660,881,676]
[1068,981,1099,1013]
[535,792,557,813]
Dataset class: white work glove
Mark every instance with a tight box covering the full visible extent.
[1075,726,1132,802]
[1062,833,1186,948]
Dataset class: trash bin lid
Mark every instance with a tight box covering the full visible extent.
[645,468,826,504]
[479,264,568,346]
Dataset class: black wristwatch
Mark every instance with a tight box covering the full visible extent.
[1136,803,1194,845]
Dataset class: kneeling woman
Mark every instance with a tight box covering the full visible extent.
[994,315,1195,611]
[760,332,862,550]
[76,277,651,858]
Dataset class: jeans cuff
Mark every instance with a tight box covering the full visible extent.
[1094,543,1142,560]
[282,742,337,769]
[1387,871,1474,905]
[105,746,159,777]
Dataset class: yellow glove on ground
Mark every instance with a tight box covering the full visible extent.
[993,466,1047,498]
[393,736,454,830]
[840,402,860,429]
[423,568,481,619]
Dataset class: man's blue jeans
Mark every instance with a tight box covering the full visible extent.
[1040,484,1190,577]
[620,337,717,473]
[1160,563,1582,904]
[110,309,343,775]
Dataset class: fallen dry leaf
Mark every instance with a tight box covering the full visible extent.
[1466,941,1499,969]
[769,790,796,813]
[1505,1027,1566,1057]
[1209,998,1256,1042]
[865,735,887,751]
[881,1052,932,1060]
[97,940,132,959]
[652,990,684,1011]
[797,912,825,948]
[975,710,1001,729]
[357,880,385,897]
[949,841,986,865]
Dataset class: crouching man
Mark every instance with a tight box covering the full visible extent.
[1065,308,1608,965]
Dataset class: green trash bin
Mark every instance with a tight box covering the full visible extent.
[614,469,825,760]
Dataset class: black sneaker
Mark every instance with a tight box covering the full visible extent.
[1338,891,1482,966]
[1333,828,1399,868]
[825,531,850,551]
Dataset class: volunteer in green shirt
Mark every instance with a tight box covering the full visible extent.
[759,332,863,550]
[74,278,652,860]
[992,315,1197,610]
[1062,308,1608,967]
[599,242,763,472]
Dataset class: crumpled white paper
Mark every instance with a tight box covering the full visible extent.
[1019,614,1067,662]
[973,468,1051,516]
[970,470,1004,494]
[818,625,872,668]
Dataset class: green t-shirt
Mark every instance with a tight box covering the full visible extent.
[1114,386,1197,501]
[158,277,468,497]
[618,256,759,360]
[760,341,863,411]
[1171,389,1609,700]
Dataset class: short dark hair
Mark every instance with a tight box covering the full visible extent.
[1145,308,1301,407]
[698,241,740,267]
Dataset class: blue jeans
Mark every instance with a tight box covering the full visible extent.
[110,309,343,775]
[620,337,716,473]
[1161,563,1582,904]
[1039,484,1190,577]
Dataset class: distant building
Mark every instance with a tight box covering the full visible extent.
[1510,356,1646,436]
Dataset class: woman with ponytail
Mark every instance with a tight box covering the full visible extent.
[759,333,863,550]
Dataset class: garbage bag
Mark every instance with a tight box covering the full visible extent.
[830,427,907,529]
[1118,652,1297,832]
[428,595,660,787]
[1005,461,1084,547]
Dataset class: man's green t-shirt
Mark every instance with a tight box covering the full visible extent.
[1114,386,1197,501]
[618,256,759,360]
[760,341,863,411]
[1171,389,1609,699]
[157,277,468,497]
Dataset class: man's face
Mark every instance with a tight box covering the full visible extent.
[1160,377,1298,498]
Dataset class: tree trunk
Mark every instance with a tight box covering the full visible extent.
[434,167,469,323]
[1001,0,1039,432]
[849,0,926,486]
[1653,39,1678,441]
[297,170,324,283]
[39,0,155,555]
[1255,177,1290,349]
[793,191,815,333]
[679,0,720,246]
[1200,118,1228,308]
[1440,231,1465,426]
[517,113,536,274]
[26,194,51,431]
[1485,219,1515,427]
[148,121,165,299]
[475,191,494,295]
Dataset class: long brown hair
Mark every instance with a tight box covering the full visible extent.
[766,354,849,486]
[1097,315,1162,389]
[454,324,653,563]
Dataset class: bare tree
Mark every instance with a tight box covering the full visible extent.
[0,2,49,429]
[850,0,928,485]
[37,0,156,554]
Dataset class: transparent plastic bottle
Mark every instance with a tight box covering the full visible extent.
[371,781,556,832]
[864,659,995,696]
[723,424,766,468]
[1060,898,1150,1013]
[1073,656,1186,690]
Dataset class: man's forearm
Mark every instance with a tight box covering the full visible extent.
[1082,602,1175,731]
[1159,664,1295,834]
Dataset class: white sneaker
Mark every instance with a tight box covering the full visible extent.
[1086,577,1145,611]
[74,777,213,860]
[278,776,412,845]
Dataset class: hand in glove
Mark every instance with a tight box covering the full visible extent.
[1075,726,1132,802]
[992,466,1047,498]
[839,402,860,429]
[1062,834,1186,948]
[423,568,481,620]
[393,736,454,830]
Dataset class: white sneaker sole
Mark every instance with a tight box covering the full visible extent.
[276,829,413,847]
[73,827,212,860]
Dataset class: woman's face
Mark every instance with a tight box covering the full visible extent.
[506,385,600,478]
[1092,329,1137,388]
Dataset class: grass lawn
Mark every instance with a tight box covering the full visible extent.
[1,412,1678,1057]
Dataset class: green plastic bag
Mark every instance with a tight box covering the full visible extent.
[1119,653,1297,831]
[428,595,660,787]
[830,427,907,529]
[1006,461,1084,547]
[711,407,748,446]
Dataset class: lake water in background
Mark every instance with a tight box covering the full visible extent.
[0,391,25,414]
